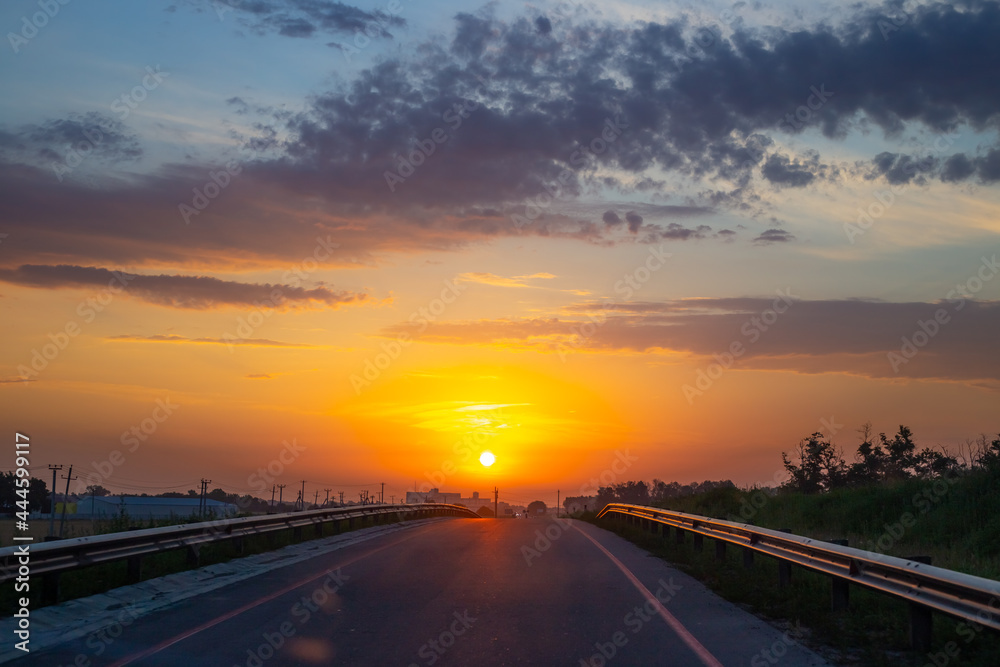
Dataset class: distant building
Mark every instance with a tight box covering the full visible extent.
[563,495,596,514]
[70,496,238,520]
[456,491,514,517]
[405,488,460,505]
[406,489,518,516]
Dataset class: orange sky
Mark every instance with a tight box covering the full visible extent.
[2,0,1000,507]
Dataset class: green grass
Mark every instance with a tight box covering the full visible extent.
[598,518,1000,665]
[587,469,1000,665]
[654,468,1000,579]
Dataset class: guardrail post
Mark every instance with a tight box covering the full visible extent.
[126,555,142,583]
[186,546,200,568]
[314,523,324,538]
[907,556,933,651]
[42,573,60,605]
[778,529,793,587]
[675,527,684,544]
[233,536,245,555]
[293,526,303,542]
[830,539,849,611]
[715,539,726,561]
[693,533,703,552]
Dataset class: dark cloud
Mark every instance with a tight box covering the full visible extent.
[0,112,141,174]
[940,153,976,183]
[4,3,1000,266]
[754,229,795,245]
[602,210,622,226]
[382,297,1000,386]
[209,0,405,39]
[654,223,711,241]
[761,154,815,188]
[625,211,643,233]
[0,265,371,310]
[980,148,1000,182]
[866,152,936,185]
[535,16,552,35]
[865,147,1000,185]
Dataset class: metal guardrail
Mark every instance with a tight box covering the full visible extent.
[597,503,1000,649]
[0,503,478,602]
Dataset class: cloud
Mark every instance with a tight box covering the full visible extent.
[625,211,643,233]
[0,265,370,310]
[457,272,557,288]
[864,147,1000,186]
[650,223,712,241]
[761,154,816,188]
[202,0,405,40]
[0,112,141,173]
[107,334,319,347]
[753,229,795,245]
[3,2,1000,267]
[602,210,623,226]
[0,377,35,384]
[379,297,1000,385]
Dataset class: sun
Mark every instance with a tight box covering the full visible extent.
[479,451,496,467]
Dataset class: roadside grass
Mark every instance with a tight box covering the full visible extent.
[652,468,1000,580]
[597,519,1000,666]
[586,468,1000,665]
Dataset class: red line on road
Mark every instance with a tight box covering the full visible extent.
[108,525,431,667]
[571,523,725,667]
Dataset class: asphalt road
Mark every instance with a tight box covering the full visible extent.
[12,517,829,666]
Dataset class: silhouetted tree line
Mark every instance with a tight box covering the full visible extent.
[159,488,274,512]
[0,472,48,512]
[782,422,1000,494]
[595,479,736,509]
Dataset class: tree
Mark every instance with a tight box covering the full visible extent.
[848,421,887,485]
[882,425,917,479]
[782,432,847,494]
[0,472,48,512]
[85,484,111,497]
[477,506,495,518]
[527,500,547,515]
[563,495,591,513]
[977,434,1000,469]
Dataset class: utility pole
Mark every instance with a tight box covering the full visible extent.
[47,464,63,538]
[270,484,276,513]
[299,480,306,511]
[380,482,385,504]
[313,490,319,508]
[324,489,331,507]
[339,491,344,504]
[199,479,211,517]
[390,494,395,504]
[59,466,77,538]
[493,486,498,520]
[276,484,286,511]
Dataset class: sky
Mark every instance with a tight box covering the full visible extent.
[1,0,998,507]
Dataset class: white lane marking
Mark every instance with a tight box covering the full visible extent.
[572,522,725,667]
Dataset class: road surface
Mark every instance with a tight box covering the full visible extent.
[8,517,829,666]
